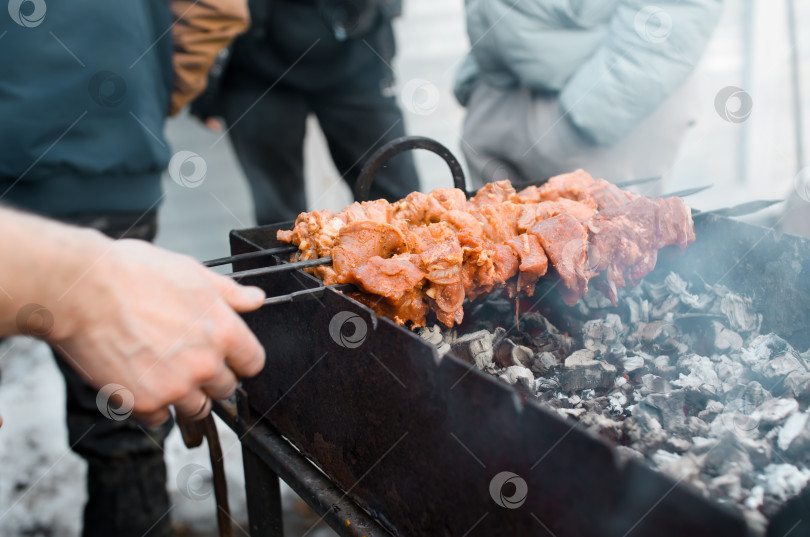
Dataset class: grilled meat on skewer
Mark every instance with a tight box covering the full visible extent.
[277,170,695,327]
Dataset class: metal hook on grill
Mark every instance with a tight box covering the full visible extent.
[354,136,467,202]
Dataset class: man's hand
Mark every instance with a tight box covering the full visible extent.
[0,209,266,427]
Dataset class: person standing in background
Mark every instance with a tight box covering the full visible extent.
[454,0,723,188]
[193,0,420,225]
[0,1,248,535]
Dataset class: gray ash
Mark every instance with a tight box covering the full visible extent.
[417,272,810,534]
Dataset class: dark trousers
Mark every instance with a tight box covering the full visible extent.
[52,211,173,537]
[219,12,420,225]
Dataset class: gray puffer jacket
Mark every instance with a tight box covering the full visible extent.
[455,0,723,146]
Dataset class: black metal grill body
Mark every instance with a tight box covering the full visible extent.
[229,213,810,537]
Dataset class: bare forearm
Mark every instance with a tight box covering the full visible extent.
[0,207,108,340]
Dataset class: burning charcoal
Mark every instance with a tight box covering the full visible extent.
[698,400,725,423]
[653,355,675,376]
[498,365,535,393]
[607,392,628,416]
[531,351,559,375]
[639,320,681,355]
[615,445,644,462]
[719,291,761,333]
[581,314,624,354]
[535,377,560,393]
[578,412,623,442]
[640,390,687,431]
[557,407,587,419]
[582,288,614,310]
[777,412,810,459]
[782,371,810,403]
[703,432,754,478]
[569,394,582,406]
[713,355,746,392]
[625,412,667,452]
[755,398,799,428]
[744,334,804,375]
[511,345,533,369]
[692,436,718,455]
[436,343,451,358]
[758,464,810,517]
[673,354,721,396]
[451,330,494,371]
[666,436,692,453]
[652,450,706,486]
[712,321,743,352]
[417,325,444,346]
[494,339,534,369]
[639,374,672,395]
[743,486,769,535]
[708,473,744,502]
[561,350,617,392]
[739,437,772,470]
[686,416,710,438]
[663,272,714,311]
[494,338,516,368]
[621,355,645,373]
[625,297,651,324]
[725,381,772,414]
[650,295,681,319]
[605,342,627,361]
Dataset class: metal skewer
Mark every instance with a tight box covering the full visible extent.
[263,283,356,306]
[204,245,298,268]
[661,185,712,198]
[228,257,333,279]
[706,199,783,218]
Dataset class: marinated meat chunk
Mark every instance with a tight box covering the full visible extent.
[517,199,598,231]
[469,203,521,243]
[347,254,425,301]
[506,234,548,296]
[530,214,589,306]
[332,221,409,283]
[393,188,467,225]
[468,180,518,207]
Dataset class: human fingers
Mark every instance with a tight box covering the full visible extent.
[201,362,239,400]
[174,390,212,421]
[217,313,265,379]
[203,269,265,313]
[134,407,172,429]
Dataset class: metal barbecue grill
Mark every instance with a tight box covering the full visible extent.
[193,137,806,537]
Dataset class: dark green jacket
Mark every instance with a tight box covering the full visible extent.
[0,0,173,216]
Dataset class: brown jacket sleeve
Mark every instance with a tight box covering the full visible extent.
[169,0,250,116]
